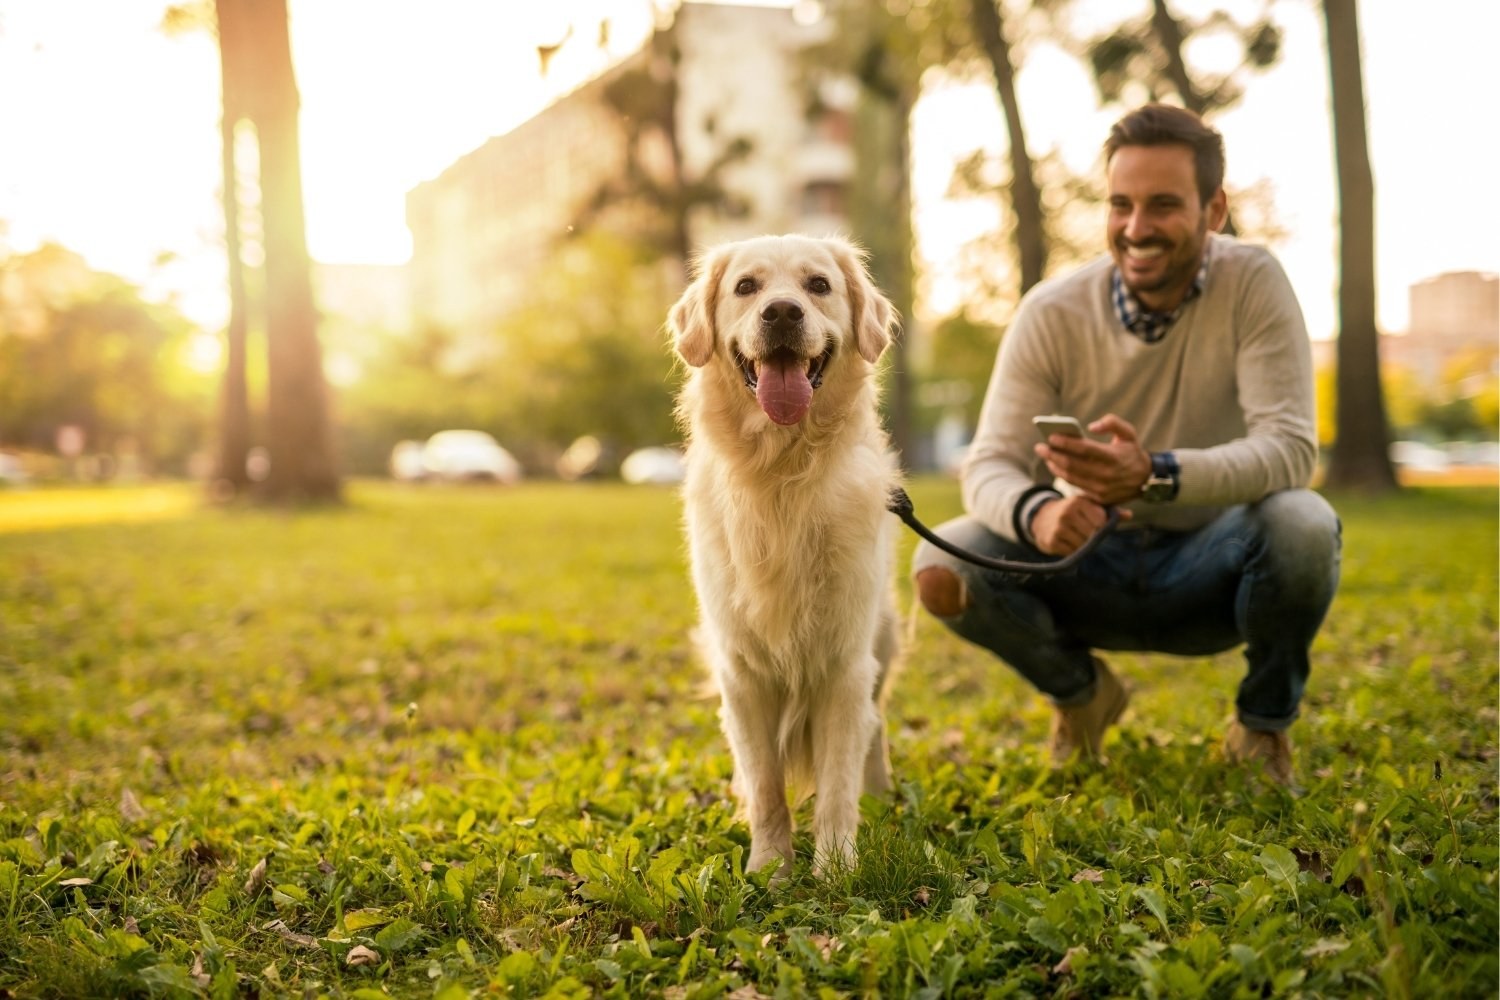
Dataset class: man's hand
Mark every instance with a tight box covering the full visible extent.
[1034,413,1152,506]
[1030,495,1131,556]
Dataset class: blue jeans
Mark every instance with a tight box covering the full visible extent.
[911,489,1341,730]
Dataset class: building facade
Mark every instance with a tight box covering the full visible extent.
[405,2,853,345]
[1385,271,1500,383]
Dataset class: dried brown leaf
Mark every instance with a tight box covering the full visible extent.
[262,919,318,950]
[119,788,147,823]
[346,944,381,967]
[1053,945,1088,976]
[243,856,269,896]
[190,953,210,987]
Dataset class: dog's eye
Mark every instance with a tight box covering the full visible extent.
[807,275,831,295]
[734,277,758,296]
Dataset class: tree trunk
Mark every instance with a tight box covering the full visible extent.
[1321,0,1398,493]
[850,85,915,466]
[244,0,340,502]
[214,0,252,496]
[1148,0,1239,236]
[969,0,1048,296]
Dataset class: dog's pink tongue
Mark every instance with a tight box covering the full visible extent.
[756,355,812,425]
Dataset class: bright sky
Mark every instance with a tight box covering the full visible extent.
[1,0,1496,340]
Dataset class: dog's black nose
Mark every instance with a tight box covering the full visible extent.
[760,298,804,328]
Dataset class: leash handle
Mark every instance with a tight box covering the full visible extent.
[887,486,1118,576]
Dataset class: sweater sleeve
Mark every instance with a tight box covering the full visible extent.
[959,293,1063,542]
[1173,249,1319,504]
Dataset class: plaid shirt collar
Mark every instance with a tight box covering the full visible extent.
[1111,243,1212,344]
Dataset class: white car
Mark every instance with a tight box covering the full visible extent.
[620,446,686,485]
[420,430,523,484]
[389,440,428,481]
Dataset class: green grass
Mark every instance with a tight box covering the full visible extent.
[0,479,1495,998]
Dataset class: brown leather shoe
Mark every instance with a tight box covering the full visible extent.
[1048,658,1130,765]
[1224,720,1295,788]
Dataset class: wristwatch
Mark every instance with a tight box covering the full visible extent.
[1141,451,1180,503]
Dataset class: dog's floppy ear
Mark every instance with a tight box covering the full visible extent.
[833,240,898,364]
[669,249,728,367]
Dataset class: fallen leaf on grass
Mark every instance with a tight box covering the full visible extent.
[123,917,140,935]
[1303,937,1350,958]
[119,788,147,823]
[243,856,268,895]
[59,878,92,887]
[190,953,209,988]
[1053,945,1088,976]
[342,908,392,931]
[726,987,772,1000]
[1072,868,1105,883]
[346,945,381,967]
[262,919,318,950]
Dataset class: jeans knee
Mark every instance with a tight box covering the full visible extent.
[1257,490,1341,563]
[915,566,968,618]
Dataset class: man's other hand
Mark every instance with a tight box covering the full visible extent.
[1029,495,1131,556]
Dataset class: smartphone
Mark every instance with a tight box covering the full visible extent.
[1032,414,1086,440]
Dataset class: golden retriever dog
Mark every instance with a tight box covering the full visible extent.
[668,234,901,877]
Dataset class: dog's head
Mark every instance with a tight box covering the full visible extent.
[668,235,896,426]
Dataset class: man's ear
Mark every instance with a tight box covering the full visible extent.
[833,239,898,364]
[668,250,727,367]
[1207,187,1229,233]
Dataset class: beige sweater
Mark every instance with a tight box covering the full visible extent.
[961,234,1317,541]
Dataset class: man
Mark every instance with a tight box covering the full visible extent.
[912,103,1341,788]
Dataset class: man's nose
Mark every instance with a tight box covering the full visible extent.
[1121,207,1151,242]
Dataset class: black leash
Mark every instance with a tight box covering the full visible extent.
[886,486,1119,575]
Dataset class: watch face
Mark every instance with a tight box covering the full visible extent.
[1142,476,1174,502]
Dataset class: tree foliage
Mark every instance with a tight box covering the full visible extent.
[0,245,212,473]
[336,233,678,476]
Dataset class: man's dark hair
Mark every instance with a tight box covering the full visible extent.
[1104,103,1225,206]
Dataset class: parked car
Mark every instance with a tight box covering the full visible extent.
[620,446,686,485]
[389,440,428,481]
[0,450,29,486]
[1389,440,1450,472]
[420,430,523,484]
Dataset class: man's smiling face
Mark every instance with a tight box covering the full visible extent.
[1106,142,1227,312]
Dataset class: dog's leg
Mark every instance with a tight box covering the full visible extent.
[718,667,793,878]
[862,605,900,796]
[811,661,879,874]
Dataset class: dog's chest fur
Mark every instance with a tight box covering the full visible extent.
[685,438,893,676]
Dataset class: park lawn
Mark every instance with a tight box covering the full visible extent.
[0,479,1495,998]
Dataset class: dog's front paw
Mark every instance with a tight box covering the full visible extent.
[748,838,793,883]
[812,837,856,879]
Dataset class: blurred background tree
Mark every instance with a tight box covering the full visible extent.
[166,0,341,501]
[1079,0,1283,236]
[0,245,213,475]
[1320,0,1397,492]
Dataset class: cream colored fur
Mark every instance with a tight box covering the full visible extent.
[669,234,901,876]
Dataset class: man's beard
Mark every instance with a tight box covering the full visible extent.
[1117,222,1207,299]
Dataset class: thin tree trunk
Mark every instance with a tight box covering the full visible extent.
[214,0,251,495]
[885,88,915,464]
[249,0,340,502]
[850,85,915,465]
[1321,0,1397,492]
[1148,0,1239,236]
[969,0,1047,295]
